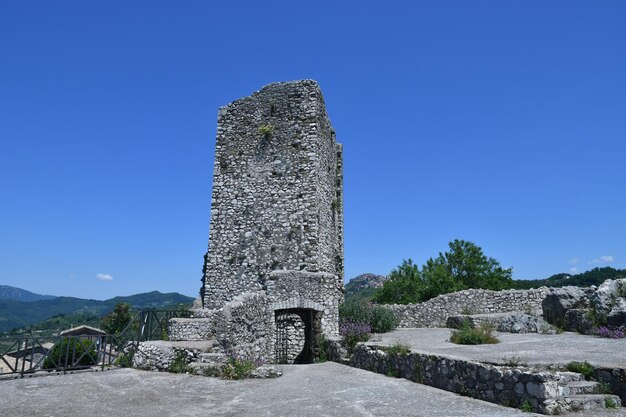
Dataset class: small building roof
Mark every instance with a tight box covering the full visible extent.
[60,325,107,337]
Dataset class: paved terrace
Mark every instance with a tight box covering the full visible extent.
[3,363,626,417]
[370,328,626,368]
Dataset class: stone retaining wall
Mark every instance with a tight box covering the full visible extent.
[385,288,549,328]
[350,344,573,414]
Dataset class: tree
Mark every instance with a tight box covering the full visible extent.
[372,259,425,304]
[101,302,133,336]
[373,240,513,304]
[423,240,513,293]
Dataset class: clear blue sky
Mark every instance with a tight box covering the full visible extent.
[1,1,625,300]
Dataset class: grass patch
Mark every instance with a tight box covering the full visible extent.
[605,397,617,409]
[385,341,411,356]
[565,361,595,380]
[450,321,499,345]
[519,400,533,412]
[597,381,613,394]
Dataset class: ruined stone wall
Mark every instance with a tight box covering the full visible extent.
[202,80,343,309]
[267,270,343,336]
[384,288,549,328]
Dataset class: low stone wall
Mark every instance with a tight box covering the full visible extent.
[133,341,204,371]
[350,344,580,414]
[384,288,549,328]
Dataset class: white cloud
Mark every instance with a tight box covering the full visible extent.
[569,267,578,274]
[568,258,580,264]
[96,273,113,282]
[588,255,615,265]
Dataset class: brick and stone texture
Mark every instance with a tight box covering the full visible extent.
[201,80,344,310]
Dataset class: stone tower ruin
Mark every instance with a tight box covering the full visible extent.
[168,80,344,363]
[201,80,344,310]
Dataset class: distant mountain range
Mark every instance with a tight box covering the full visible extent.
[0,285,57,302]
[0,285,195,334]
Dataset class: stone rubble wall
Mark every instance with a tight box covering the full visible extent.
[133,341,204,372]
[168,318,214,341]
[349,344,586,415]
[384,288,549,328]
[202,80,344,309]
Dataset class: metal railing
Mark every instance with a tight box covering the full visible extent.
[0,309,191,378]
[0,334,118,377]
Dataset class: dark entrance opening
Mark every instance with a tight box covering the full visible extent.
[274,308,320,364]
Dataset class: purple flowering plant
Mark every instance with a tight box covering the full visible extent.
[593,326,625,339]
[339,320,371,352]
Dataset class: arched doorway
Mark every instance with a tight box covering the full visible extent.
[274,308,320,364]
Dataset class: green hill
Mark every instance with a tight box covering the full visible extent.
[0,285,57,302]
[0,290,194,334]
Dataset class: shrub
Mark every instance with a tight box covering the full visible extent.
[450,321,499,345]
[114,351,134,368]
[339,321,371,352]
[385,341,411,356]
[43,338,98,369]
[220,351,263,380]
[169,351,193,374]
[339,300,397,333]
[317,335,328,363]
[369,306,399,333]
[566,361,595,380]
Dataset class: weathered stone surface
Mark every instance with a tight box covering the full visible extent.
[542,286,593,326]
[497,313,555,334]
[249,365,282,378]
[591,279,626,326]
[607,298,626,326]
[447,312,556,334]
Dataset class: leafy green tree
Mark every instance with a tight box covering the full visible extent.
[372,259,425,304]
[423,239,513,292]
[101,302,133,336]
[373,240,513,304]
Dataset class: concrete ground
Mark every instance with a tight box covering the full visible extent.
[1,363,625,417]
[371,328,626,368]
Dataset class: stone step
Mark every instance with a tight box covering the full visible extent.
[198,352,226,364]
[565,381,600,396]
[555,371,586,384]
[188,362,221,376]
[564,394,622,412]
